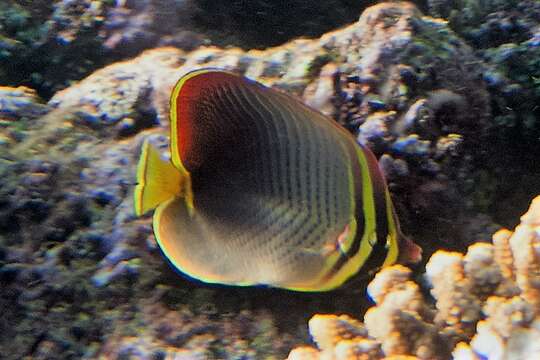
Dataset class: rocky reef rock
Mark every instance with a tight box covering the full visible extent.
[0,86,50,147]
[0,0,205,98]
[288,194,540,360]
[428,0,540,48]
[426,0,540,228]
[95,295,286,359]
[0,86,49,121]
[0,0,425,99]
[0,1,537,359]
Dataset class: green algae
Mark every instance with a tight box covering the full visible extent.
[448,0,519,28]
[401,18,471,88]
[306,51,340,80]
[479,39,540,224]
[0,1,112,98]
[424,0,540,225]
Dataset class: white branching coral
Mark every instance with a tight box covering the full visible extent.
[364,265,445,359]
[309,314,368,352]
[425,251,482,343]
[287,314,382,360]
[288,195,540,360]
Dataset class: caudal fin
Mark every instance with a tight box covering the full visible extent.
[134,139,182,216]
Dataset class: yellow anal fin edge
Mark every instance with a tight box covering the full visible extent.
[134,139,183,216]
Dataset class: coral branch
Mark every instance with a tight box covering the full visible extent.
[290,195,540,359]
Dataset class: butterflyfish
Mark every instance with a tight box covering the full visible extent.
[134,69,421,292]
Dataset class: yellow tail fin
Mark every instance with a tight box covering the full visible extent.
[134,139,183,216]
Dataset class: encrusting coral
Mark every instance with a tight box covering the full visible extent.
[426,0,540,228]
[2,2,538,358]
[289,195,540,359]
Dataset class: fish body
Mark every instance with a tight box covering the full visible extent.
[134,69,421,292]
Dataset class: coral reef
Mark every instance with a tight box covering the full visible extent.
[47,47,185,128]
[288,314,383,360]
[0,0,204,98]
[426,0,540,226]
[0,86,50,147]
[25,1,494,253]
[0,86,49,121]
[1,1,427,98]
[95,295,287,359]
[289,195,540,359]
[0,0,110,97]
[1,1,539,359]
[100,0,204,54]
[428,0,539,48]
